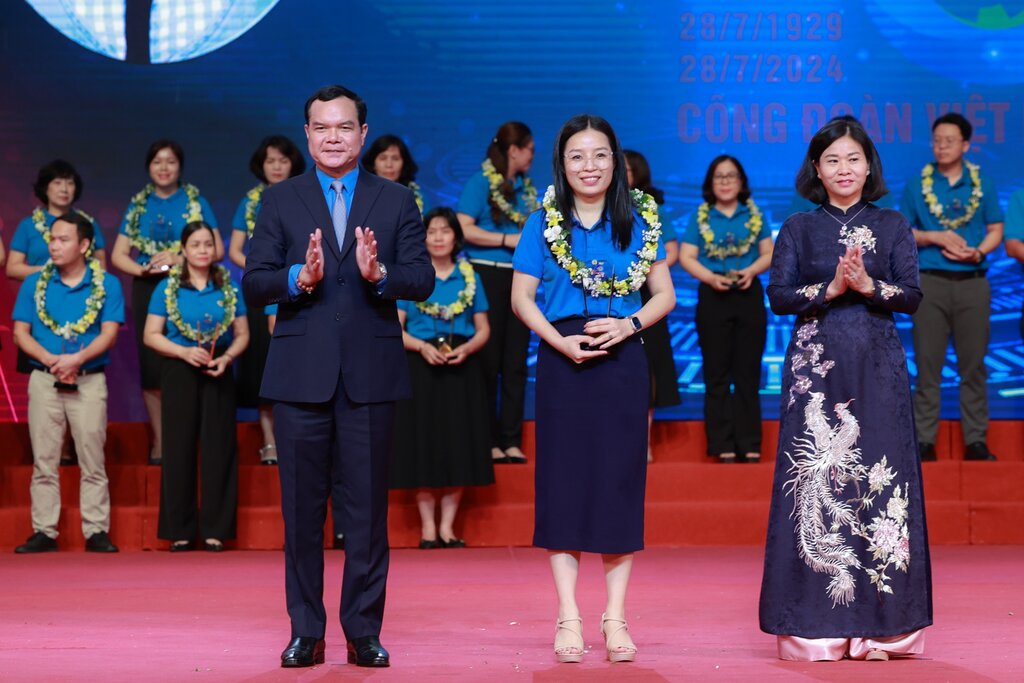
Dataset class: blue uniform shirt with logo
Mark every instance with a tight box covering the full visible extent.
[148,275,247,347]
[11,210,107,265]
[118,186,218,265]
[458,170,534,263]
[398,264,489,341]
[681,202,763,273]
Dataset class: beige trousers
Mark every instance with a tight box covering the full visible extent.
[27,369,110,539]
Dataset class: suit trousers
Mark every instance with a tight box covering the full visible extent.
[274,369,396,641]
[158,358,238,541]
[912,273,990,445]
[27,370,110,539]
[474,264,530,449]
[695,281,767,455]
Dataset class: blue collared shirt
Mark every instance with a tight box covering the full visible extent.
[12,209,107,265]
[148,275,247,347]
[513,209,666,322]
[458,170,534,263]
[118,186,218,265]
[681,202,765,272]
[900,161,1003,271]
[1003,189,1024,242]
[398,264,489,341]
[13,264,125,370]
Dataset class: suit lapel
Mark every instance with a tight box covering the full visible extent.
[341,172,383,261]
[295,171,341,260]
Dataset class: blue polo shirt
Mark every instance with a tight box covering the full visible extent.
[12,264,125,370]
[457,170,534,263]
[118,186,217,265]
[11,209,107,265]
[900,161,1003,271]
[1003,189,1024,242]
[681,202,765,272]
[265,304,278,316]
[513,209,666,322]
[398,264,489,341]
[148,275,247,347]
[658,206,678,242]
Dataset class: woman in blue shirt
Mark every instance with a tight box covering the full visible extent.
[361,134,428,214]
[144,221,248,552]
[457,122,538,465]
[227,135,305,465]
[389,207,494,549]
[680,155,773,464]
[111,139,220,465]
[624,150,682,460]
[511,115,675,664]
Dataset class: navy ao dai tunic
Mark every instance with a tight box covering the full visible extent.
[758,201,933,638]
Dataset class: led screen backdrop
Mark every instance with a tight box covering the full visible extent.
[2,0,1024,422]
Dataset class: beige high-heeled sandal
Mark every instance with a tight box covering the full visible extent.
[554,617,584,663]
[601,613,637,663]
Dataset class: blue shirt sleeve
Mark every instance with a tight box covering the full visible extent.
[681,211,701,246]
[396,299,412,314]
[10,216,34,254]
[198,196,219,228]
[457,172,490,221]
[89,216,107,249]
[287,263,303,297]
[100,276,125,324]
[148,279,170,316]
[232,279,248,316]
[264,304,278,316]
[472,272,489,312]
[980,177,1004,225]
[1005,190,1024,241]
[231,198,248,232]
[12,273,39,322]
[511,211,546,277]
[900,180,922,229]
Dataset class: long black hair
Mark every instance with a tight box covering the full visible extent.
[485,121,532,225]
[552,114,632,251]
[179,221,224,289]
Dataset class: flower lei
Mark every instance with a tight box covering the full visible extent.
[921,162,982,231]
[542,185,661,298]
[416,259,476,320]
[34,258,106,338]
[408,181,425,215]
[124,183,203,256]
[33,207,98,257]
[164,264,238,344]
[481,159,538,226]
[244,184,266,238]
[696,199,764,260]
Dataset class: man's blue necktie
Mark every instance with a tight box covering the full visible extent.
[330,179,348,248]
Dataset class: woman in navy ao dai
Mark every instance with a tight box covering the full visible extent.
[758,117,932,662]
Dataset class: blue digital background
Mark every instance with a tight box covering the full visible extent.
[2,0,1024,422]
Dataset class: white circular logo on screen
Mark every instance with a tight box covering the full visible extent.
[26,0,281,64]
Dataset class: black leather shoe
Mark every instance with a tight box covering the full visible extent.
[280,636,325,668]
[965,442,998,461]
[333,534,345,550]
[418,538,440,549]
[85,531,119,553]
[169,540,194,552]
[919,442,937,462]
[15,532,57,554]
[346,636,389,667]
[441,537,466,548]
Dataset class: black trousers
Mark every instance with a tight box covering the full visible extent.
[274,370,396,641]
[474,264,530,449]
[695,280,767,455]
[157,357,238,541]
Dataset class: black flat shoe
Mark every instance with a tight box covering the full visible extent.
[15,532,57,554]
[919,442,937,461]
[85,531,119,553]
[281,636,325,668]
[204,540,224,552]
[347,635,389,667]
[169,540,194,553]
[332,534,345,550]
[965,442,998,461]
[419,539,440,549]
[441,537,466,548]
[503,449,528,464]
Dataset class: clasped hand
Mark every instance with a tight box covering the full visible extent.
[559,317,633,364]
[827,245,874,299]
[179,346,229,376]
[48,352,82,384]
[420,343,470,366]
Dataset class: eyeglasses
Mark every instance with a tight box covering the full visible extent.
[713,172,739,182]
[564,151,613,170]
[931,136,964,148]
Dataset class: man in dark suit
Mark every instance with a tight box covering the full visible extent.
[243,85,433,668]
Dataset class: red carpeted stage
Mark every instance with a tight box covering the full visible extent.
[1,546,1022,681]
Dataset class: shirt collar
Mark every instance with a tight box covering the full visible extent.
[54,262,93,292]
[316,166,360,195]
[711,202,750,219]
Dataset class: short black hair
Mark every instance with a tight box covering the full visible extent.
[249,135,306,183]
[33,159,83,205]
[623,150,665,205]
[701,154,752,205]
[52,211,95,247]
[361,134,419,186]
[304,85,367,126]
[795,115,889,205]
[931,112,972,142]
[145,139,185,173]
[422,206,464,257]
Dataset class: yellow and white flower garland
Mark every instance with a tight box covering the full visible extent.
[542,185,661,298]
[481,159,538,226]
[921,162,982,231]
[408,181,425,215]
[124,183,204,256]
[696,199,763,260]
[244,184,266,238]
[32,207,98,257]
[416,259,476,321]
[35,258,106,338]
[164,264,238,344]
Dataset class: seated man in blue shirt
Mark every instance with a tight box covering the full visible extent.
[12,213,125,553]
[901,112,1004,462]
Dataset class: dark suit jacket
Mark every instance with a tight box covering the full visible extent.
[243,169,433,404]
